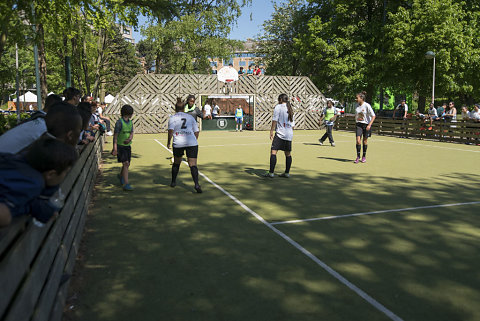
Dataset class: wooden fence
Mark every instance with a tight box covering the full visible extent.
[0,134,103,321]
[335,116,480,144]
[105,74,327,133]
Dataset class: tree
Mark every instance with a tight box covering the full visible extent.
[384,0,480,110]
[257,0,310,76]
[142,0,249,74]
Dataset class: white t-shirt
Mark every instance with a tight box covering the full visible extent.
[355,102,375,124]
[204,104,212,116]
[273,103,295,141]
[0,116,47,154]
[428,107,438,117]
[168,112,199,148]
[471,111,480,120]
[97,107,103,116]
[213,105,220,115]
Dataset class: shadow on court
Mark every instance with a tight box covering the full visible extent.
[65,147,480,321]
[316,156,352,163]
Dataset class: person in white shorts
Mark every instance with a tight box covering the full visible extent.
[264,93,295,178]
[167,98,202,193]
[203,100,212,120]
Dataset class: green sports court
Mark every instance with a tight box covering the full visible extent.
[66,130,480,321]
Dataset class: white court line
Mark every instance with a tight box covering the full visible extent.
[153,138,404,321]
[201,141,349,148]
[334,132,480,153]
[271,201,480,226]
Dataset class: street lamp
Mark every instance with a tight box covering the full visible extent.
[425,51,436,104]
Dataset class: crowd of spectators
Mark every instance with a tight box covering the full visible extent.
[0,87,108,228]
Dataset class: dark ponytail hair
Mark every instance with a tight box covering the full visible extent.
[357,91,367,102]
[278,94,293,122]
[175,97,185,112]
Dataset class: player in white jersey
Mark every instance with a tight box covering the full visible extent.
[354,91,376,163]
[264,94,295,178]
[167,98,202,193]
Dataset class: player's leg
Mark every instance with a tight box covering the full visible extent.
[319,128,328,144]
[171,148,183,187]
[122,160,132,190]
[355,125,362,163]
[361,128,369,163]
[280,150,292,178]
[327,124,335,145]
[187,146,202,193]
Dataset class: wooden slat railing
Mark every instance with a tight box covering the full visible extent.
[0,133,103,321]
[334,116,480,144]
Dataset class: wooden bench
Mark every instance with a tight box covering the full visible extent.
[334,116,480,144]
[0,133,103,321]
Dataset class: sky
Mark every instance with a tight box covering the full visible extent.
[131,0,279,43]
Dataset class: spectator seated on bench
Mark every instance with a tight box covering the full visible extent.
[0,102,82,155]
[0,138,78,227]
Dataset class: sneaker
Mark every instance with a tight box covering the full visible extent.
[331,142,336,147]
[263,172,274,178]
[123,184,133,191]
[354,157,360,164]
[194,185,203,193]
[361,157,367,163]
[106,131,113,136]
[318,139,323,145]
[279,173,290,178]
[170,181,176,188]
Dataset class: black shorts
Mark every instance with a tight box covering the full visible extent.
[356,123,372,138]
[271,134,292,152]
[117,145,131,163]
[173,145,198,158]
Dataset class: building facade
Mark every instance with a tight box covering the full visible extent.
[209,39,264,74]
[119,25,135,44]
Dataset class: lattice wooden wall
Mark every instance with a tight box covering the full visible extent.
[105,74,326,133]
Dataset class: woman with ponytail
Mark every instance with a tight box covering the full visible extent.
[264,94,295,178]
[167,98,202,193]
[354,91,376,163]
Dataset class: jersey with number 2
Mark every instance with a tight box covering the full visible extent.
[168,112,199,148]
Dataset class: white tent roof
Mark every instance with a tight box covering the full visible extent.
[105,94,115,104]
[13,91,37,103]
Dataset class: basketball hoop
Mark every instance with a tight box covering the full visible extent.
[217,66,238,95]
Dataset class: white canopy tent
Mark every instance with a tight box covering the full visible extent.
[13,91,37,103]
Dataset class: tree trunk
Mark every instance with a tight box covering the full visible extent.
[365,83,375,105]
[92,29,107,98]
[71,37,77,88]
[0,29,7,67]
[155,52,161,74]
[37,23,48,104]
[82,34,91,95]
[418,95,426,113]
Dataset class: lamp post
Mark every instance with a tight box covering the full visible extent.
[425,51,436,104]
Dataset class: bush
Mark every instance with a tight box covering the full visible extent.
[0,113,31,135]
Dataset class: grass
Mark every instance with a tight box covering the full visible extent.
[65,130,480,321]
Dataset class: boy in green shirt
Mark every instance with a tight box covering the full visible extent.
[112,105,134,191]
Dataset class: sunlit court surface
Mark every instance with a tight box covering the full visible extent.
[67,130,480,321]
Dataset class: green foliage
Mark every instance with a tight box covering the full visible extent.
[258,0,309,76]
[0,113,29,134]
[259,0,480,105]
[141,0,249,74]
